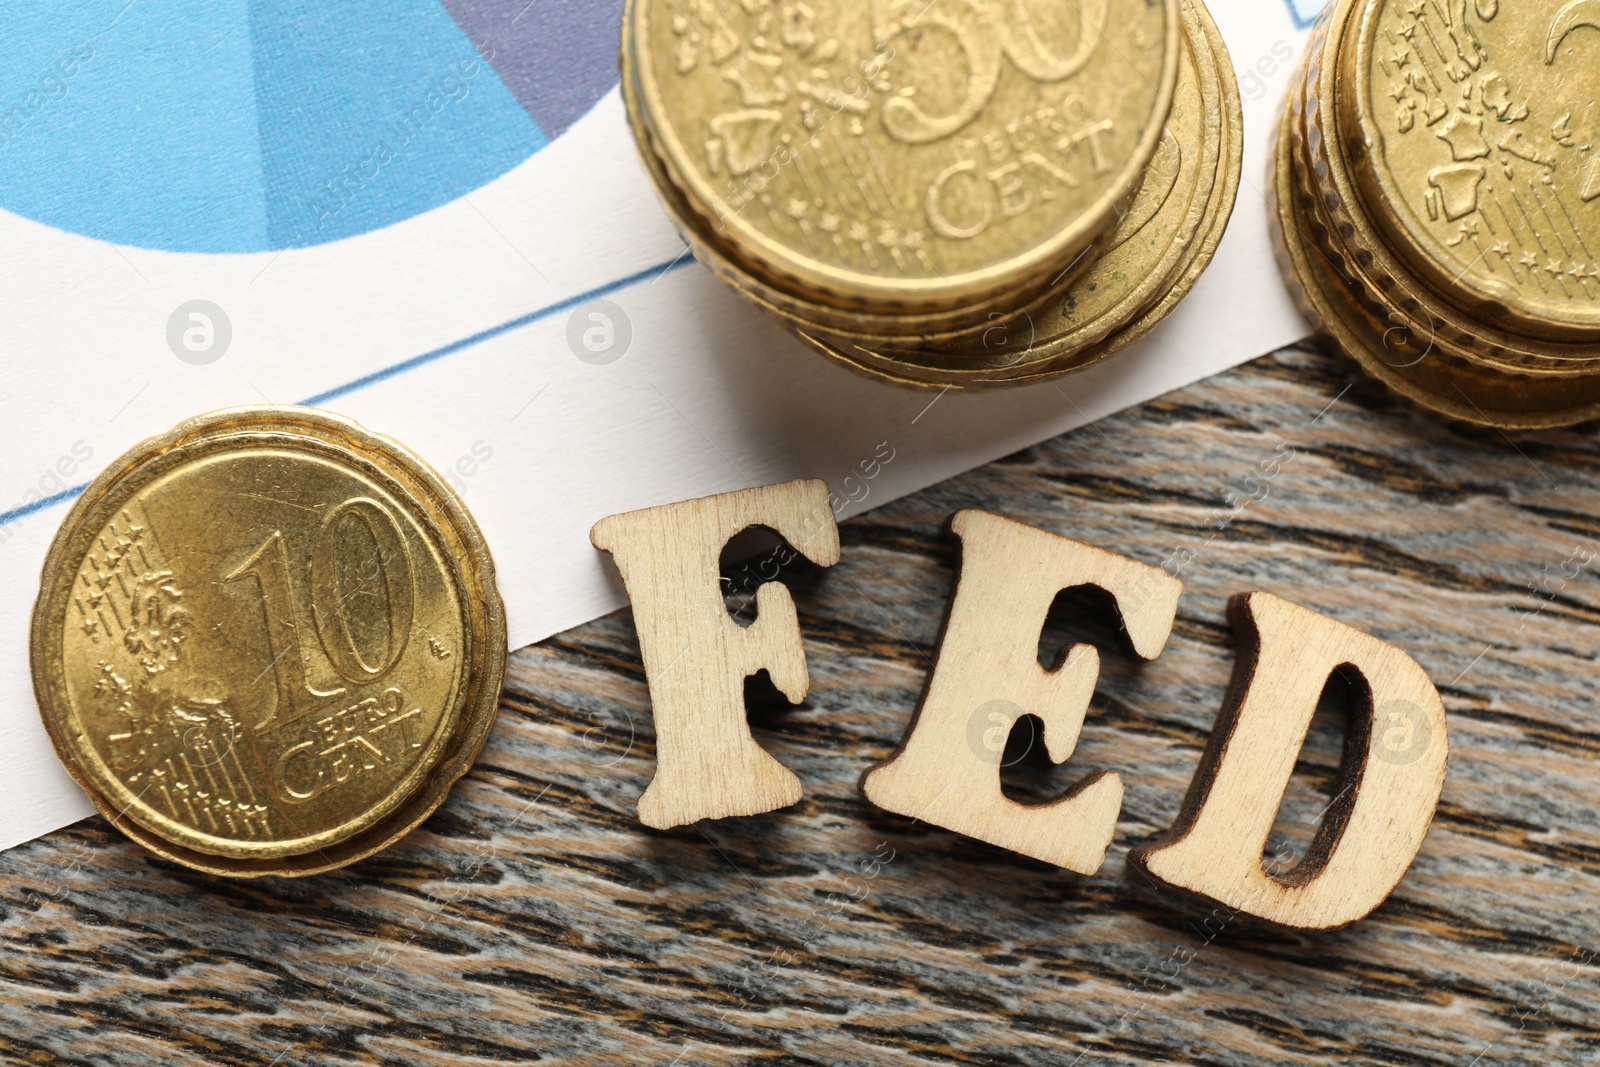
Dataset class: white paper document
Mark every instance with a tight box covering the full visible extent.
[0,0,1316,851]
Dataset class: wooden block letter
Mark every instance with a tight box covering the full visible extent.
[590,479,840,829]
[860,510,1182,874]
[1130,592,1449,930]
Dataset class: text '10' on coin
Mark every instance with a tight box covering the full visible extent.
[30,407,507,877]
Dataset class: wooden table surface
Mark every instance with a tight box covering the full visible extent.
[4,342,1598,1066]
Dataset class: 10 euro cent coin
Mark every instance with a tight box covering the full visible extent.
[30,407,506,877]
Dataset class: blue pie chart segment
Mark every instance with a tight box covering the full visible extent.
[0,0,623,253]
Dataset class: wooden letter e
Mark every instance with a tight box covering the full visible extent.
[861,510,1183,874]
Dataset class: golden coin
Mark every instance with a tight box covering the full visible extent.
[627,0,1181,311]
[30,407,506,877]
[1340,0,1600,342]
[1272,82,1600,428]
[784,0,1242,386]
[1300,3,1600,375]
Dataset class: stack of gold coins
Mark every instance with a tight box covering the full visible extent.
[30,408,506,877]
[1273,0,1600,429]
[621,0,1242,388]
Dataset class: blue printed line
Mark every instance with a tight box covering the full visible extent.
[299,254,693,405]
[0,484,91,527]
[0,252,696,529]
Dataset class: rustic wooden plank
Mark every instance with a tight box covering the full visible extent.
[2,343,1598,1065]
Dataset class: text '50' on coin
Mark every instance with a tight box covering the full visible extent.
[30,407,506,877]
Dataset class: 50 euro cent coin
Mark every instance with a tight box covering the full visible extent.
[30,407,506,877]
[629,0,1180,311]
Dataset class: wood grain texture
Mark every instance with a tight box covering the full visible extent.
[3,342,1600,1065]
